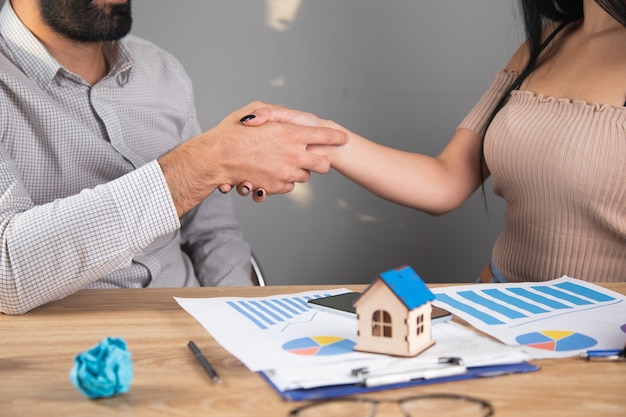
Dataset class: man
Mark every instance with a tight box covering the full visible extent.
[0,0,347,314]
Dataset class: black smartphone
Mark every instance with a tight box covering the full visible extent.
[307,292,361,317]
[307,292,452,323]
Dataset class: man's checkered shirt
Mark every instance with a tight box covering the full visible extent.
[0,2,251,314]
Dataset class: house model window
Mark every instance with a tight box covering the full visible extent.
[416,314,424,336]
[372,310,392,337]
[353,265,436,357]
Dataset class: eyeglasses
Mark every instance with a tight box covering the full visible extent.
[288,393,494,417]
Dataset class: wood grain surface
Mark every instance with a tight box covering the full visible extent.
[1,284,624,417]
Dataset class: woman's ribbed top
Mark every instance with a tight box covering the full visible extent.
[459,70,625,282]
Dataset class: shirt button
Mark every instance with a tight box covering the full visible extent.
[117,71,130,86]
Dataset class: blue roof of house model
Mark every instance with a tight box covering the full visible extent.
[378,265,435,309]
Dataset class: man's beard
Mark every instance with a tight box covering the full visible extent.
[38,0,132,42]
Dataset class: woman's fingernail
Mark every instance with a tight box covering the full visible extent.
[256,189,264,197]
[239,114,256,123]
[242,186,250,193]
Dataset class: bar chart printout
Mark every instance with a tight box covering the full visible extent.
[175,288,533,391]
[174,288,376,371]
[432,276,626,358]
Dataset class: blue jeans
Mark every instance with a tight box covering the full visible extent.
[476,259,509,283]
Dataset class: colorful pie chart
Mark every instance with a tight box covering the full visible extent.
[515,330,597,351]
[282,336,356,356]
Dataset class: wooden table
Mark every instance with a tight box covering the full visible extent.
[1,284,624,417]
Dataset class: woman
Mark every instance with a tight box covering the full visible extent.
[238,0,626,283]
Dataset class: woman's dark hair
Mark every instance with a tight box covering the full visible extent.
[478,0,626,202]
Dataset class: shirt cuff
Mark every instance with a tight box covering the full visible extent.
[107,161,180,251]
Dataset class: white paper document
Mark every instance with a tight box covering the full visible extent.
[264,321,530,391]
[432,276,626,359]
[175,288,531,390]
[176,288,373,371]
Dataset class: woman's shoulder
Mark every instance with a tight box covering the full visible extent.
[505,42,529,73]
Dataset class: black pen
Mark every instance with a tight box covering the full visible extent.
[187,340,222,384]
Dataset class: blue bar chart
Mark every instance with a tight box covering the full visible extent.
[432,277,626,358]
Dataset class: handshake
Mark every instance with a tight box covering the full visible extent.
[158,102,349,216]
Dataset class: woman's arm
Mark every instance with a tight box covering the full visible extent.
[243,108,486,216]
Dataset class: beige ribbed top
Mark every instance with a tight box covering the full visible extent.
[459,70,625,282]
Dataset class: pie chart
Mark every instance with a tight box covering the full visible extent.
[282,336,356,356]
[515,330,596,351]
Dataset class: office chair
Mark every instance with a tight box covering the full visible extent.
[250,252,266,286]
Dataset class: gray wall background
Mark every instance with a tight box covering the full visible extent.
[132,1,523,285]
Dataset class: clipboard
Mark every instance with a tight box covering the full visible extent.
[260,361,540,402]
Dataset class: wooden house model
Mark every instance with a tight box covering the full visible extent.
[353,265,435,357]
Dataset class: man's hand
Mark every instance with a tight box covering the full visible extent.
[158,101,348,215]
[219,104,346,202]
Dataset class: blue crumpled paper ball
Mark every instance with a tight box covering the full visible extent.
[69,336,134,399]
